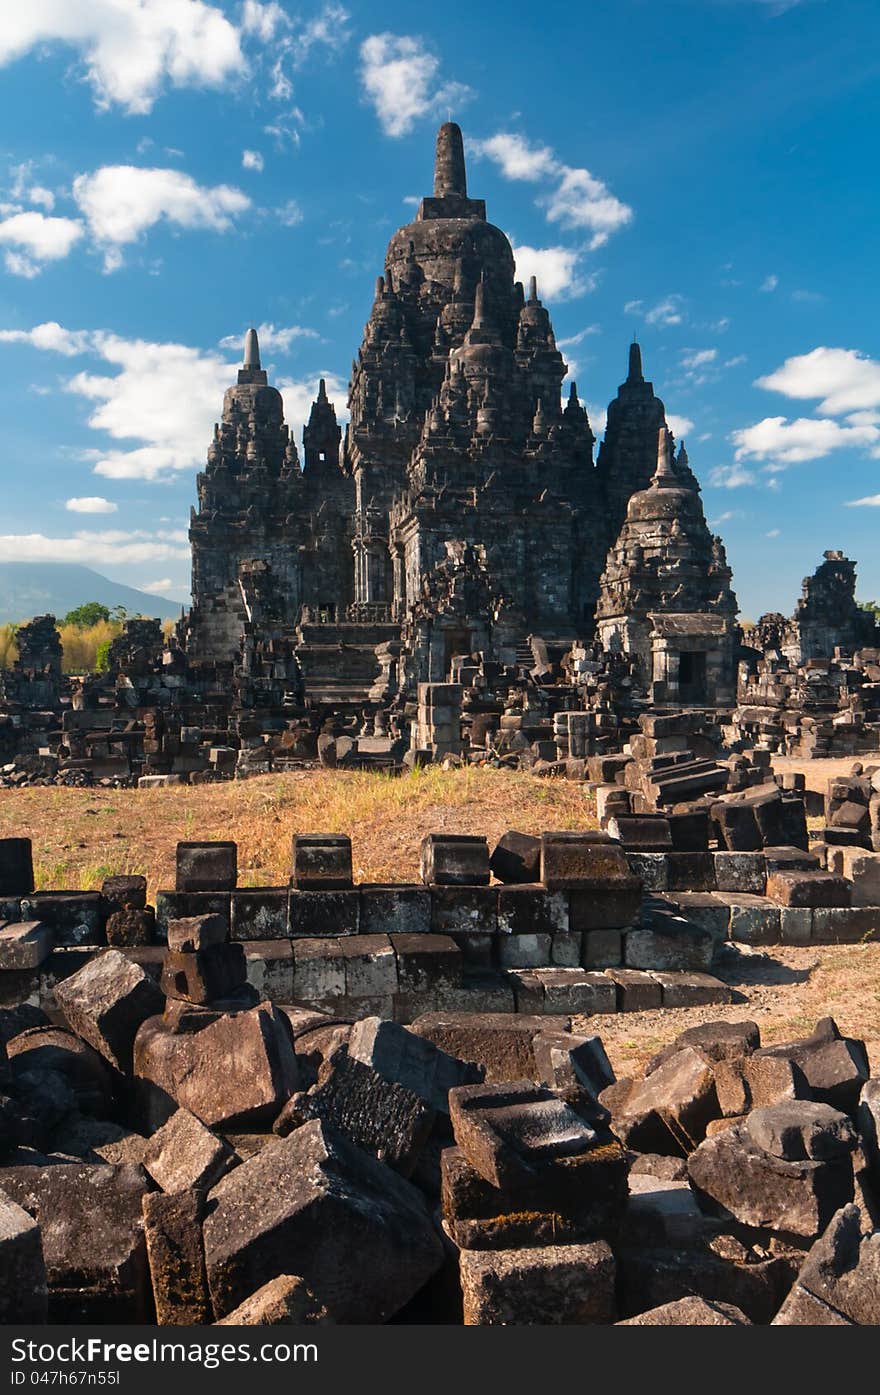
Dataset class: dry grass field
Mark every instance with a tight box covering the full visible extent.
[2,757,878,1077]
[0,766,592,899]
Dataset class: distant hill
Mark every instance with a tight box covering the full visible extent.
[0,563,186,625]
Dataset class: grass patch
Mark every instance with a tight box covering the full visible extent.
[0,766,595,900]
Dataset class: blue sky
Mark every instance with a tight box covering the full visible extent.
[0,0,878,620]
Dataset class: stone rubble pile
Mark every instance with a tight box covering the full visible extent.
[2,955,880,1324]
[1,827,880,1324]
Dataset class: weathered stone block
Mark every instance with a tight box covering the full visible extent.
[411,1011,570,1082]
[242,941,295,1001]
[155,891,230,940]
[288,889,359,938]
[134,1001,299,1128]
[449,1079,599,1188]
[144,1107,239,1193]
[496,885,568,935]
[619,1296,750,1325]
[489,831,541,884]
[460,1242,616,1325]
[624,920,714,973]
[727,895,780,945]
[230,890,289,941]
[203,1119,443,1322]
[810,907,880,943]
[605,968,662,1013]
[766,871,852,908]
[176,842,237,893]
[497,933,551,968]
[0,839,34,897]
[214,1274,331,1325]
[143,1189,212,1325]
[101,875,147,913]
[162,944,247,1005]
[602,1046,718,1154]
[540,832,629,890]
[430,885,497,935]
[421,834,489,886]
[360,884,431,935]
[0,920,51,970]
[624,852,668,892]
[292,938,346,1004]
[1,1164,150,1322]
[290,834,353,890]
[713,852,765,894]
[688,1122,854,1240]
[20,892,103,947]
[55,949,164,1072]
[341,935,397,998]
[0,1187,48,1322]
[581,929,622,968]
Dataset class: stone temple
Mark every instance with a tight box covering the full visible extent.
[184,121,737,706]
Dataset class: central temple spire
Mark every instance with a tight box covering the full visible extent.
[434,121,467,198]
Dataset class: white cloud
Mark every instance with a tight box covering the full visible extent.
[586,402,607,434]
[9,163,56,211]
[625,295,684,327]
[732,415,880,466]
[359,33,473,138]
[544,166,632,249]
[0,1,245,115]
[218,322,320,354]
[0,319,346,482]
[845,494,880,508]
[242,149,264,172]
[646,295,685,327]
[473,132,632,252]
[0,211,83,277]
[470,133,557,182]
[0,530,189,565]
[725,354,748,368]
[276,199,303,227]
[143,577,177,593]
[666,414,695,439]
[708,463,758,489]
[241,1,288,42]
[512,244,595,301]
[557,325,600,348]
[681,348,717,371]
[67,336,237,479]
[72,166,250,269]
[0,321,91,355]
[65,495,118,514]
[765,528,780,537]
[755,347,880,415]
[761,274,779,292]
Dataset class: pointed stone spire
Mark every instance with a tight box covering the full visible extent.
[472,274,487,330]
[434,121,467,198]
[528,275,538,304]
[627,339,644,384]
[243,327,261,369]
[651,425,677,487]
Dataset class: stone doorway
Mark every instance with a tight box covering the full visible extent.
[678,649,707,703]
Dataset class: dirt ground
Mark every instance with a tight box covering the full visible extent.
[576,942,880,1080]
[1,757,877,1075]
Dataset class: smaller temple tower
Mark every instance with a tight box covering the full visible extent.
[595,426,739,705]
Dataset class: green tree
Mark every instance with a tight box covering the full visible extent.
[63,601,111,628]
[858,599,880,623]
[94,639,113,673]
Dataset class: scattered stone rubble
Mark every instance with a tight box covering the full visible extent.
[2,826,880,1324]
